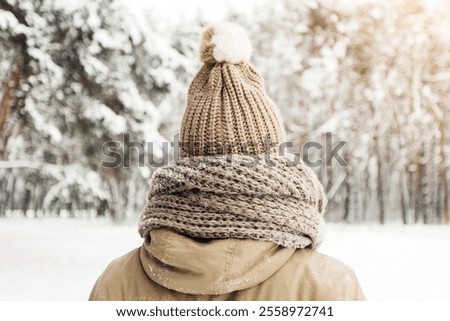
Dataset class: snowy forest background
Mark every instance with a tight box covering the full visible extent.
[1,0,449,225]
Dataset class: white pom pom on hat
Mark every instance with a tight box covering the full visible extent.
[199,22,252,64]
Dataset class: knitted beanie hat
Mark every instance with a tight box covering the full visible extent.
[179,22,286,157]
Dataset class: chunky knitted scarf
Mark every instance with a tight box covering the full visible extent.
[139,154,327,249]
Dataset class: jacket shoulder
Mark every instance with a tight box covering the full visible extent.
[89,247,143,300]
[294,249,355,276]
[279,249,366,300]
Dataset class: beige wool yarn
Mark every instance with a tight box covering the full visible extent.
[180,22,286,157]
[139,154,327,249]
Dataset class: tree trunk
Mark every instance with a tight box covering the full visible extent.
[377,154,385,224]
[0,66,21,159]
[400,172,408,224]
[373,133,385,224]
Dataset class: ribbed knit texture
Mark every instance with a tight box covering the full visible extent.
[139,155,326,249]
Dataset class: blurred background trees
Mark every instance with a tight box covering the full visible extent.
[250,0,449,224]
[0,0,448,224]
[0,0,192,219]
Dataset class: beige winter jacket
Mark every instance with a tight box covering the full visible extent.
[89,228,365,301]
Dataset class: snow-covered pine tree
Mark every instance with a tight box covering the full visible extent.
[0,0,191,218]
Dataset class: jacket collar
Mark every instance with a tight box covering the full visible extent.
[139,228,295,295]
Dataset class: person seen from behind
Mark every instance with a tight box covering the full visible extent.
[89,22,366,301]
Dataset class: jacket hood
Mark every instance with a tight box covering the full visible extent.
[139,228,296,295]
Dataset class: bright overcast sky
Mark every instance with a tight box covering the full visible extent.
[59,0,443,22]
[124,0,267,22]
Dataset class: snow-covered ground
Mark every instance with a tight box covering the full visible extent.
[0,218,449,300]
